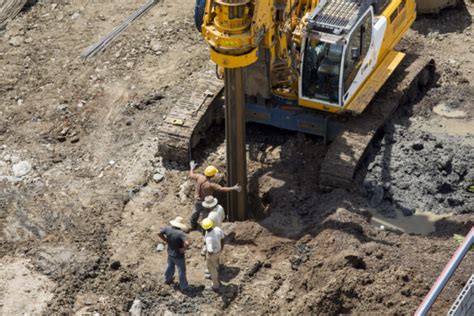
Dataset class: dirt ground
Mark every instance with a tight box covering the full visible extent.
[1,0,473,314]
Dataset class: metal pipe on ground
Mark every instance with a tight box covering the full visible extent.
[224,68,248,221]
[415,227,474,316]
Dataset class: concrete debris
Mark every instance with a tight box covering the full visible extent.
[0,175,21,183]
[153,172,165,183]
[129,299,143,316]
[12,160,32,177]
[8,36,24,47]
[156,243,164,252]
[178,180,192,203]
[71,12,81,19]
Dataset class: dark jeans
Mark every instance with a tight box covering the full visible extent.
[189,201,209,230]
[164,255,188,291]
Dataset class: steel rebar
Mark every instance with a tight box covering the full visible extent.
[81,0,158,59]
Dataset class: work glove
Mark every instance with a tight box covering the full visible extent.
[232,184,242,193]
[190,160,197,171]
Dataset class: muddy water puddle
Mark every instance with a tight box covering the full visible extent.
[421,115,474,146]
[369,209,452,235]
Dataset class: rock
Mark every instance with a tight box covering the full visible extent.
[129,299,142,316]
[367,162,377,172]
[153,173,165,183]
[9,36,24,47]
[110,261,121,270]
[71,12,81,19]
[246,261,263,277]
[163,310,174,316]
[447,197,463,207]
[150,40,168,53]
[156,243,165,252]
[411,143,424,151]
[437,182,453,194]
[400,206,415,216]
[12,161,32,177]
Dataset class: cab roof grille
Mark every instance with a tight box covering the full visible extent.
[308,0,362,34]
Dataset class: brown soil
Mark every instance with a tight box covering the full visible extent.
[1,0,473,315]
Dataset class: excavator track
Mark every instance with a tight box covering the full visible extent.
[158,72,224,163]
[319,56,435,189]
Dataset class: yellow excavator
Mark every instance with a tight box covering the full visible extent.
[158,0,435,219]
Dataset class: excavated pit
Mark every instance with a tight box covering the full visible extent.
[0,0,473,314]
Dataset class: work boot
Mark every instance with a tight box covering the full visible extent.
[180,287,192,294]
[205,285,220,293]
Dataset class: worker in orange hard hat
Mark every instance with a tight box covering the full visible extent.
[188,161,241,230]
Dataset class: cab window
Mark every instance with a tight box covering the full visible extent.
[343,12,373,94]
[302,38,343,104]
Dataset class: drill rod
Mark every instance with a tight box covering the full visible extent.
[224,67,248,221]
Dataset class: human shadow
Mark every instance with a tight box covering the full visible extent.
[174,284,205,298]
[219,283,239,308]
[412,3,472,35]
[219,265,240,282]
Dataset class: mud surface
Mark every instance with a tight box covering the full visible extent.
[364,126,473,216]
[1,0,473,315]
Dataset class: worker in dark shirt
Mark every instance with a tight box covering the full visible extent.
[158,216,190,292]
[188,161,241,230]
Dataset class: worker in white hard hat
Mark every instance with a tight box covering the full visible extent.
[202,195,225,228]
[200,195,225,257]
[188,161,240,230]
[201,218,225,292]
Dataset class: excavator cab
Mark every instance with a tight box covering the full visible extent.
[301,36,343,105]
[299,1,375,111]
